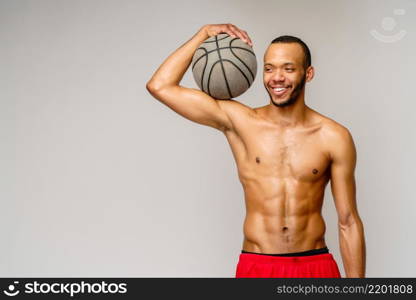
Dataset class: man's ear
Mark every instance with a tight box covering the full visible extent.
[305,66,315,82]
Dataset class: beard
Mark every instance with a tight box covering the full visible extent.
[267,74,307,108]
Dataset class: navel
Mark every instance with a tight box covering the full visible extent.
[255,157,260,164]
[312,168,318,174]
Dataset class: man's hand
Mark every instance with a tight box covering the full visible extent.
[202,23,253,47]
[146,23,252,132]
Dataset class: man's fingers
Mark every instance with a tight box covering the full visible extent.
[229,24,244,40]
[227,24,252,46]
[226,24,239,37]
[239,30,252,46]
[242,30,253,46]
[207,23,252,46]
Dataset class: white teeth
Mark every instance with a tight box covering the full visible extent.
[273,88,286,92]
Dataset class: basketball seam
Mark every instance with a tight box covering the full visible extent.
[202,34,228,43]
[220,59,251,91]
[207,60,221,98]
[191,48,206,71]
[229,38,256,82]
[193,46,255,69]
[192,47,209,92]
[214,35,232,99]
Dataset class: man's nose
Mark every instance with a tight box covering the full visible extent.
[270,70,285,82]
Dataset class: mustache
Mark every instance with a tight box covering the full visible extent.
[266,74,307,108]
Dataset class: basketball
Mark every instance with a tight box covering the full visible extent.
[191,33,257,100]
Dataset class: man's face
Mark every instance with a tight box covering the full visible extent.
[263,43,310,107]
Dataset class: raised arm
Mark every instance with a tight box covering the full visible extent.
[329,125,366,278]
[145,24,252,132]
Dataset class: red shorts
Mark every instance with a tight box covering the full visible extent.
[235,251,341,278]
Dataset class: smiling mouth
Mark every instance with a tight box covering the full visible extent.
[271,86,291,96]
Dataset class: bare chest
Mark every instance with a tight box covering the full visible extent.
[227,124,331,182]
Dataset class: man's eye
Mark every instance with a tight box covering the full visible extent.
[286,68,294,71]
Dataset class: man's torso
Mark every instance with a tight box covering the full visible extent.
[222,102,341,254]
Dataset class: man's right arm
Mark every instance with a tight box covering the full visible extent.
[146,24,252,132]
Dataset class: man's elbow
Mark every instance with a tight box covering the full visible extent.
[338,213,362,230]
[146,81,161,95]
[146,81,175,98]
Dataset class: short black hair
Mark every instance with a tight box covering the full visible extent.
[270,35,311,69]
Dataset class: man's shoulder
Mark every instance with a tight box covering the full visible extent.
[313,111,353,141]
[314,112,356,162]
[217,99,257,119]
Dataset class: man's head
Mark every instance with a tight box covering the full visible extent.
[263,35,314,108]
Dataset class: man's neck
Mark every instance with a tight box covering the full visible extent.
[264,97,309,128]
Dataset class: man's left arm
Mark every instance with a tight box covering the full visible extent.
[329,126,366,278]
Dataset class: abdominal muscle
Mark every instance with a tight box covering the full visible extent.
[241,176,328,254]
[222,105,332,254]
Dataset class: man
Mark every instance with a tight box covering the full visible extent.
[146,23,366,278]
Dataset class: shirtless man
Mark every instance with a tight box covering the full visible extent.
[146,23,366,278]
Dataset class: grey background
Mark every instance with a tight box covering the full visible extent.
[1,0,415,277]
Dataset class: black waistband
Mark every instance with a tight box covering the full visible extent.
[241,246,329,257]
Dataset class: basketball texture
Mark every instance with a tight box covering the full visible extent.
[191,33,257,100]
